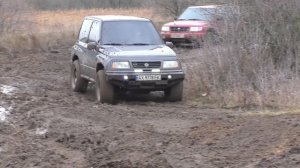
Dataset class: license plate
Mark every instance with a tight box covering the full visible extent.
[136,75,161,81]
[171,34,185,38]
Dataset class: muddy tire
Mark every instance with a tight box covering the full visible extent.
[95,70,115,104]
[165,81,183,102]
[71,60,88,92]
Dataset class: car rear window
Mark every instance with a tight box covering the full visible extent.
[101,21,163,45]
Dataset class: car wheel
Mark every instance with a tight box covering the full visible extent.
[165,81,183,102]
[71,60,88,92]
[95,70,115,104]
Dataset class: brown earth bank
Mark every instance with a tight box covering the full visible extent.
[0,47,300,168]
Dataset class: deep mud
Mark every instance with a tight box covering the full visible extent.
[0,47,300,168]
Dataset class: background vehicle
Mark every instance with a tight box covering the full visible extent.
[70,15,185,104]
[161,5,227,47]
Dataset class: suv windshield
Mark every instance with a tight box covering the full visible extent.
[102,21,163,45]
[178,8,216,21]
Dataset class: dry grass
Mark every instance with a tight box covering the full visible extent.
[181,0,300,109]
[22,8,164,33]
[183,47,300,109]
[1,5,299,109]
[0,8,166,52]
[0,31,76,53]
[244,109,300,117]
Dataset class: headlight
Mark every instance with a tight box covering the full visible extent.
[163,61,179,69]
[112,61,130,69]
[190,27,203,32]
[161,26,170,32]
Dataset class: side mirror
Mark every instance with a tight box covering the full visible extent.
[87,42,98,50]
[166,41,174,48]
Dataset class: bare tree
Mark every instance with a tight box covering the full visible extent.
[155,0,230,17]
[155,0,198,17]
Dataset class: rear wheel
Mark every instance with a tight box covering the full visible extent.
[71,60,88,92]
[95,70,115,104]
[165,81,183,102]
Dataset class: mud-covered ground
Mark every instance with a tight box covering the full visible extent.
[0,47,300,168]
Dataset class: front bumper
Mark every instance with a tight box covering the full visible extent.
[161,32,206,44]
[106,71,185,90]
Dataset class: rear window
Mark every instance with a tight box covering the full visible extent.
[101,21,163,45]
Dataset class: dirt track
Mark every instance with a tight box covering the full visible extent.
[0,47,300,168]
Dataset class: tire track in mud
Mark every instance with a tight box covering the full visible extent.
[0,48,300,167]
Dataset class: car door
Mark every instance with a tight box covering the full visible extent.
[77,19,93,76]
[86,20,101,80]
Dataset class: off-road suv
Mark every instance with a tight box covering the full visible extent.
[161,5,230,47]
[70,15,185,104]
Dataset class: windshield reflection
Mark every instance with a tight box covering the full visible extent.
[178,8,216,21]
[102,21,163,46]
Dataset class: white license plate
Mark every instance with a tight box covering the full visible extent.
[170,34,185,38]
[136,75,161,81]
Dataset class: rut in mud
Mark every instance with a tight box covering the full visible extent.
[0,47,300,168]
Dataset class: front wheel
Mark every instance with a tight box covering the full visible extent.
[95,70,115,104]
[71,60,88,92]
[165,81,183,102]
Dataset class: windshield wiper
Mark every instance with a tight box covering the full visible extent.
[102,43,124,45]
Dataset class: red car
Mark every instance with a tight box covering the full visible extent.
[161,5,226,47]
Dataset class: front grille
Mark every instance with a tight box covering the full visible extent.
[170,27,189,32]
[132,62,161,68]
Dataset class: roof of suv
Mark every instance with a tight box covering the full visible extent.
[85,15,149,22]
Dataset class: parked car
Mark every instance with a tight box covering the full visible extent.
[161,5,229,47]
[70,15,185,104]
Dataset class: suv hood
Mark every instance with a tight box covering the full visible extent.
[164,20,209,27]
[100,45,175,57]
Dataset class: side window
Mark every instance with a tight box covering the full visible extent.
[78,19,93,43]
[88,21,101,43]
